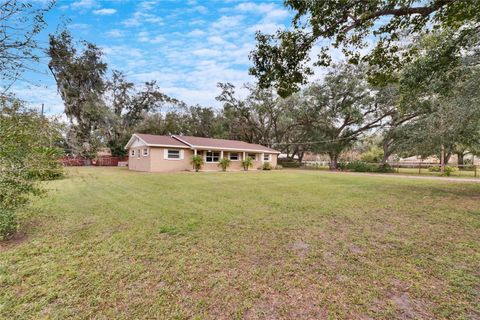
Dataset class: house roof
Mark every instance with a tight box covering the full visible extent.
[172,135,280,153]
[125,134,190,149]
[125,133,280,153]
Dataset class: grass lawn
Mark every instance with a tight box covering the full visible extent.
[1,167,479,319]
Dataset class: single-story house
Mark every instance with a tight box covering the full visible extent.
[125,133,280,172]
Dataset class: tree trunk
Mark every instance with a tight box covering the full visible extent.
[445,152,451,165]
[329,153,339,170]
[457,152,464,170]
[298,151,304,163]
[382,139,391,164]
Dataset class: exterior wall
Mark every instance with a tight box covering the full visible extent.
[128,147,151,172]
[128,146,279,172]
[149,147,194,172]
[200,151,278,171]
[266,154,278,167]
[200,150,246,171]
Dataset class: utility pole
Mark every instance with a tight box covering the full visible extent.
[41,103,44,117]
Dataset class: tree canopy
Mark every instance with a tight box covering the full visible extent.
[249,0,480,97]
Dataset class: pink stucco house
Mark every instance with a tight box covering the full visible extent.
[125,133,280,172]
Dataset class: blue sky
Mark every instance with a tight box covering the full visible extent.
[12,0,297,115]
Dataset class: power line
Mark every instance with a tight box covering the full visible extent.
[272,136,361,146]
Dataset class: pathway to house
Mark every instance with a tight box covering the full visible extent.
[296,169,480,183]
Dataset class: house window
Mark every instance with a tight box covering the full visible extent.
[167,150,180,159]
[143,148,149,156]
[263,154,270,161]
[206,151,220,162]
[229,152,239,161]
[248,153,256,160]
[130,149,135,156]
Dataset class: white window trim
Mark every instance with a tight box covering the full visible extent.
[205,151,220,163]
[263,154,270,161]
[130,149,135,156]
[247,153,257,161]
[229,152,240,161]
[143,148,149,156]
[164,149,184,160]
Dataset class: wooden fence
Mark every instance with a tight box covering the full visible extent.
[61,156,128,167]
[301,161,478,178]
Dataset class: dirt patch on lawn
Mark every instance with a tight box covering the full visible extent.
[288,240,310,259]
[348,243,364,254]
[387,291,432,319]
[0,231,28,252]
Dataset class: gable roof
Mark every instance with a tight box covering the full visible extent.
[125,134,190,149]
[125,133,280,153]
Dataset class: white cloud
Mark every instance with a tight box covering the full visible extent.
[187,29,206,37]
[211,15,244,29]
[139,1,157,11]
[193,5,208,14]
[93,8,117,15]
[70,23,90,30]
[122,11,163,27]
[71,0,97,9]
[207,36,225,45]
[247,22,283,34]
[14,85,64,115]
[189,19,205,26]
[18,1,295,110]
[192,48,222,57]
[234,2,289,23]
[105,29,124,38]
[137,31,165,43]
[102,45,144,59]
[234,2,275,13]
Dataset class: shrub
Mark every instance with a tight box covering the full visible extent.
[191,155,204,172]
[376,163,394,173]
[1,99,64,240]
[275,164,283,169]
[262,162,272,170]
[443,166,457,176]
[26,147,64,180]
[337,162,348,170]
[429,165,457,176]
[338,161,394,173]
[241,157,253,171]
[360,146,384,163]
[346,161,375,172]
[277,159,301,168]
[218,158,231,172]
[0,208,16,241]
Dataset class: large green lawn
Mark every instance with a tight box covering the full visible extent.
[1,168,479,319]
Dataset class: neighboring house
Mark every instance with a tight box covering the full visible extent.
[96,148,112,157]
[125,133,280,172]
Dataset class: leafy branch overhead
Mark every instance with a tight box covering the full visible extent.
[0,0,54,91]
[249,0,480,97]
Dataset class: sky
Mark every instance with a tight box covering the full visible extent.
[11,0,298,115]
